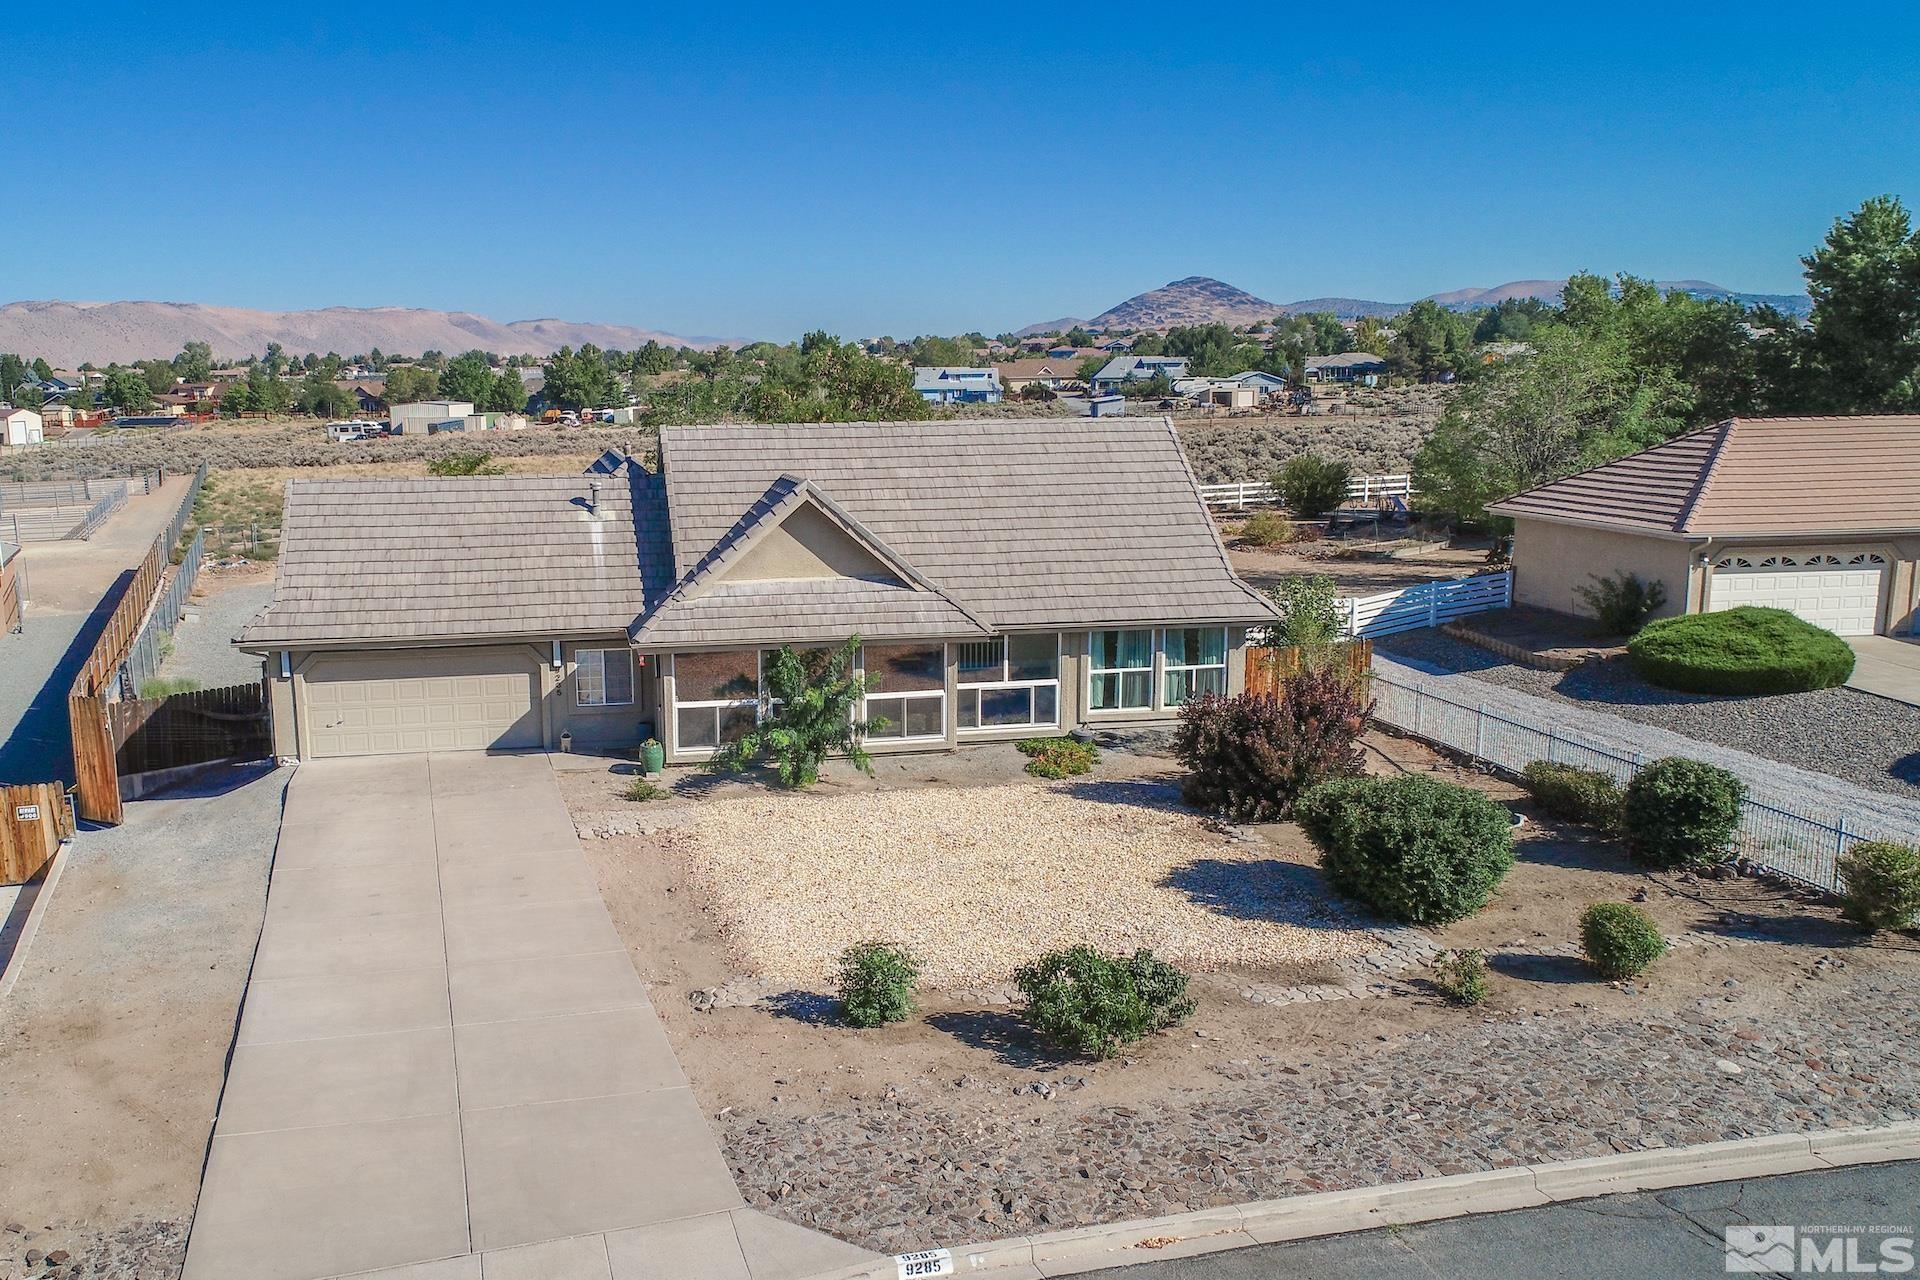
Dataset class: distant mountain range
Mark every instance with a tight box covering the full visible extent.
[1018,275,1812,333]
[0,300,725,367]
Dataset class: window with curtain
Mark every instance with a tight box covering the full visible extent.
[1162,627,1227,705]
[956,633,1060,731]
[861,642,947,740]
[575,648,635,707]
[1087,629,1153,711]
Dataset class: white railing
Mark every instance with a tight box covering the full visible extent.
[1369,669,1910,892]
[1200,473,1412,510]
[1341,570,1510,639]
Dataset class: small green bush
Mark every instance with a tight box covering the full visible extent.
[1430,949,1489,1005]
[1264,573,1344,649]
[1520,761,1624,829]
[1014,946,1195,1059]
[1275,454,1352,517]
[1580,902,1668,979]
[1575,572,1667,636]
[1837,841,1920,932]
[836,941,921,1028]
[1621,757,1745,869]
[620,777,666,802]
[1018,736,1099,778]
[137,676,201,698]
[1238,510,1294,547]
[1295,775,1516,924]
[1627,607,1855,695]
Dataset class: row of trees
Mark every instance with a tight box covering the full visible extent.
[1415,195,1920,524]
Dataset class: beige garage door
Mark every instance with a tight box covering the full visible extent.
[1710,551,1887,636]
[302,647,541,758]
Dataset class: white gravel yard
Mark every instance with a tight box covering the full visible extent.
[662,778,1378,987]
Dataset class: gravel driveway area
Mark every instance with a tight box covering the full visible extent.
[667,780,1378,986]
[158,580,274,689]
[1375,631,1920,837]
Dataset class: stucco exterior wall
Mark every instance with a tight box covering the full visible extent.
[1510,517,1695,619]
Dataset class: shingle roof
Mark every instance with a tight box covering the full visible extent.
[1490,416,1920,537]
[1305,352,1386,370]
[657,417,1273,630]
[238,473,674,646]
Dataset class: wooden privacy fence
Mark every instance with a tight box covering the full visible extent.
[1,543,22,635]
[1245,640,1374,696]
[1,782,74,885]
[109,682,271,781]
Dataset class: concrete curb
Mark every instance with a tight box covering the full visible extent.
[0,838,71,1002]
[802,1121,1920,1279]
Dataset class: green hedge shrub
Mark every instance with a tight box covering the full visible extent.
[1520,761,1624,828]
[1238,510,1293,547]
[1295,775,1516,924]
[1018,736,1099,779]
[1430,949,1489,1005]
[836,942,920,1028]
[1575,573,1667,636]
[1014,946,1195,1059]
[1580,903,1668,979]
[1627,607,1855,695]
[1621,757,1745,869]
[1174,668,1369,821]
[1837,841,1920,932]
[1275,454,1352,517]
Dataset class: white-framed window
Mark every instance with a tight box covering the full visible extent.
[1087,629,1154,712]
[860,642,948,741]
[956,634,1060,731]
[576,647,635,707]
[670,649,761,752]
[1162,627,1227,706]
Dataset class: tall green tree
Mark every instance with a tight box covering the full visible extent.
[102,367,154,413]
[704,638,883,788]
[484,368,526,413]
[1389,300,1475,381]
[383,365,440,405]
[438,350,497,404]
[172,341,214,382]
[1796,195,1920,411]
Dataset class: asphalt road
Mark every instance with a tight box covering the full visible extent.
[1078,1162,1920,1279]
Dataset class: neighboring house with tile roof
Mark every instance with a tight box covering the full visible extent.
[911,366,1001,404]
[1304,352,1387,382]
[1489,415,1920,637]
[239,418,1275,763]
[1091,356,1190,392]
[996,358,1087,392]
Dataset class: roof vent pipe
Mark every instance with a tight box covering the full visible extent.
[587,479,601,517]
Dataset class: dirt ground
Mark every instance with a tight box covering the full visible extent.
[1227,537,1497,596]
[570,733,1893,1135]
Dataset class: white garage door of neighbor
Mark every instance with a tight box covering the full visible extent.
[302,648,542,757]
[1709,552,1887,636]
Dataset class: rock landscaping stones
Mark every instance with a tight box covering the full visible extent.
[721,967,1920,1255]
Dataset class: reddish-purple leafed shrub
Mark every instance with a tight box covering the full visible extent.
[1172,667,1372,821]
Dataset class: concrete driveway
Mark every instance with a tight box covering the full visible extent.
[1848,635,1920,706]
[183,752,874,1280]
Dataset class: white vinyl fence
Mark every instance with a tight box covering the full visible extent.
[1201,473,1413,510]
[1341,571,1511,639]
[1369,670,1910,891]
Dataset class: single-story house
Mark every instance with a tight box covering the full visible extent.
[390,400,476,434]
[911,366,1002,404]
[1097,336,1136,353]
[1092,356,1191,393]
[1172,378,1258,410]
[1230,370,1289,395]
[997,358,1085,392]
[1,406,45,447]
[1305,352,1387,383]
[237,418,1276,763]
[1490,415,1920,637]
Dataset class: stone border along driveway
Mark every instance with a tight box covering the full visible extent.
[182,752,877,1280]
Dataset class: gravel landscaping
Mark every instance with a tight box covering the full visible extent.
[666,780,1379,986]
[1377,630,1920,817]
[156,578,275,689]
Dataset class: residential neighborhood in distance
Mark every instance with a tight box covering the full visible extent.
[2,8,1917,1280]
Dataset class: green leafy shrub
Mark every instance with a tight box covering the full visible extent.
[1262,574,1344,649]
[1519,761,1624,829]
[1575,573,1667,636]
[1627,607,1855,695]
[1017,736,1099,779]
[1237,510,1293,547]
[620,777,666,802]
[1296,774,1516,924]
[1621,757,1745,869]
[1836,841,1920,932]
[1275,454,1353,517]
[707,637,881,788]
[426,450,508,476]
[1014,946,1195,1058]
[1173,667,1370,820]
[1430,949,1489,1005]
[836,941,921,1028]
[1580,902,1668,979]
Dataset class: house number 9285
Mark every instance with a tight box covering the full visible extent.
[895,1249,954,1278]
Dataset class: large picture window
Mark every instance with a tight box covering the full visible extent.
[575,648,635,707]
[1162,627,1227,706]
[672,649,760,751]
[957,634,1060,731]
[1087,629,1153,712]
[861,642,947,741]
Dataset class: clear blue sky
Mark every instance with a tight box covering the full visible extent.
[5,2,1917,341]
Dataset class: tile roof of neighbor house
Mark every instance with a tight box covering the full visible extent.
[241,418,1273,649]
[911,366,1001,392]
[996,358,1085,381]
[1305,352,1387,370]
[1489,416,1920,537]
[238,473,674,645]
